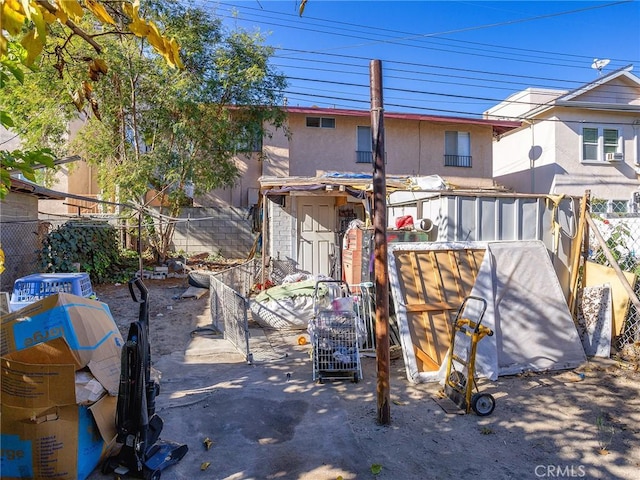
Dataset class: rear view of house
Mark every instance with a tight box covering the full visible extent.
[254,106,519,276]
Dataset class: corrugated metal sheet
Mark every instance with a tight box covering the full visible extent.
[419,194,578,298]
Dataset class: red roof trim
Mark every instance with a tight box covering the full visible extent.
[284,106,520,130]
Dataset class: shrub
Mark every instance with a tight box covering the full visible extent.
[37,220,121,284]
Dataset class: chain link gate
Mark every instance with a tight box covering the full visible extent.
[587,208,640,353]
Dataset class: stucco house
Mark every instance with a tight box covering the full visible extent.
[6,105,519,266]
[250,106,520,276]
[485,65,640,213]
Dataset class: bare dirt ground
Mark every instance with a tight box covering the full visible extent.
[93,280,640,480]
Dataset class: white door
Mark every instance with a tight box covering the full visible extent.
[297,196,336,277]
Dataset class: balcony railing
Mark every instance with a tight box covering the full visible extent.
[356,150,372,163]
[444,155,472,167]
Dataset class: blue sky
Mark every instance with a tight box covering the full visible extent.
[205,1,640,118]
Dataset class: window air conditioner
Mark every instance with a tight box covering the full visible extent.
[605,152,624,162]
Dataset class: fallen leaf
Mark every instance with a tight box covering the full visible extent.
[203,437,213,450]
[200,462,211,471]
[371,463,383,475]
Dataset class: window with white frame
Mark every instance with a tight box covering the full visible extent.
[591,198,629,214]
[581,126,621,162]
[356,126,372,163]
[306,116,335,128]
[444,131,471,167]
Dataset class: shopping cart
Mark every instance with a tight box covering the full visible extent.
[309,280,363,384]
[441,296,496,416]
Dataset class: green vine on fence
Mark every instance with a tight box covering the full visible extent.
[37,220,121,283]
[591,215,640,276]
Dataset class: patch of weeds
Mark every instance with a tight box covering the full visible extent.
[596,412,615,454]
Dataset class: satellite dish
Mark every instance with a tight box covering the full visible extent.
[591,58,610,75]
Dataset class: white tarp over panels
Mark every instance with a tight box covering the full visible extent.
[389,240,586,383]
[469,241,586,381]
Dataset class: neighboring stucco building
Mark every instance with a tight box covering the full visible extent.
[266,107,518,184]
[485,65,640,212]
[252,106,520,276]
[5,104,519,265]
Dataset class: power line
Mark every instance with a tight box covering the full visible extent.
[272,59,639,103]
[274,48,628,87]
[280,89,640,126]
[214,0,637,66]
[209,0,639,115]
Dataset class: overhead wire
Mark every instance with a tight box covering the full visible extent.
[271,54,636,98]
[274,48,634,91]
[211,0,638,69]
[207,0,639,116]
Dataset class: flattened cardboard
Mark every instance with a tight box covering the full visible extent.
[1,294,122,479]
[89,394,117,445]
[1,293,122,394]
[1,403,106,480]
[1,351,76,409]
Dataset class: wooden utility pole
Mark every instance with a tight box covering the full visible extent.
[370,59,391,425]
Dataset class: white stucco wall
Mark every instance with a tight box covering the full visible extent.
[485,88,565,120]
[494,106,640,201]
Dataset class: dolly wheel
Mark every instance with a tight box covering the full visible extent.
[471,393,495,416]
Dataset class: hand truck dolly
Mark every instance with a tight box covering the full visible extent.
[441,295,496,416]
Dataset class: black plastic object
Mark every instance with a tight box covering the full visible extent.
[102,278,188,479]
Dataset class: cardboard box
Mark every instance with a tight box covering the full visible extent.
[1,294,123,479]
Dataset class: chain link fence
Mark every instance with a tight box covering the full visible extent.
[209,259,263,361]
[0,221,44,291]
[587,210,640,353]
[207,258,383,361]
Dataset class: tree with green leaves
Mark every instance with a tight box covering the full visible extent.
[4,0,287,262]
[1,0,183,199]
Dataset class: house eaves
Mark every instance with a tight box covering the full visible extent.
[8,178,65,200]
[555,64,638,102]
[492,64,640,123]
[259,173,412,193]
[8,177,132,208]
[553,101,640,113]
[284,106,521,136]
[259,173,513,197]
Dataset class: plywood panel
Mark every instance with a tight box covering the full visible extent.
[584,260,637,336]
[391,244,486,375]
